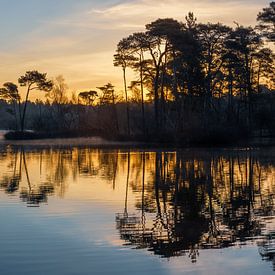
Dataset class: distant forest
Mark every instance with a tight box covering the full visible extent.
[0,2,274,145]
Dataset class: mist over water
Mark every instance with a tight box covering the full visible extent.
[0,146,274,274]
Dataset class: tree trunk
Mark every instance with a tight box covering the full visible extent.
[21,86,31,132]
[123,67,130,136]
[154,66,160,134]
[140,52,146,137]
[245,55,252,132]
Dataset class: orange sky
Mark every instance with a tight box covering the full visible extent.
[0,0,270,99]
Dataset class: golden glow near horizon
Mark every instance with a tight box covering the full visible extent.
[0,0,270,99]
[0,148,274,209]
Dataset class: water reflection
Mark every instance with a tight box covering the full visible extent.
[115,151,275,264]
[0,149,55,206]
[0,146,274,268]
[259,231,275,271]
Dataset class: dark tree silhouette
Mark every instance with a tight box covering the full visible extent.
[97,83,119,133]
[225,27,262,129]
[257,2,275,42]
[114,40,137,136]
[78,90,98,106]
[18,70,53,131]
[145,18,182,132]
[0,82,22,129]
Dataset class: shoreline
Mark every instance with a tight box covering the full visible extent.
[0,136,274,150]
[1,130,274,149]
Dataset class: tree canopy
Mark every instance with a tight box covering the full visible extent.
[257,1,275,41]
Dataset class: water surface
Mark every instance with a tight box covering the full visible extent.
[0,146,274,274]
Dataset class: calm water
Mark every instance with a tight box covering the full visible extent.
[0,146,274,275]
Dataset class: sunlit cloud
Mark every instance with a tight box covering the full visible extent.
[90,0,266,26]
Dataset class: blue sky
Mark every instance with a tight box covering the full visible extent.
[0,0,270,94]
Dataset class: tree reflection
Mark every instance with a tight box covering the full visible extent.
[20,149,55,206]
[0,148,55,206]
[115,150,275,264]
[258,231,275,271]
[0,149,22,194]
[0,147,274,267]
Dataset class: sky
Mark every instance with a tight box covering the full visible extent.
[0,0,270,96]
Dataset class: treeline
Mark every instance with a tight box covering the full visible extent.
[113,2,275,143]
[0,2,274,144]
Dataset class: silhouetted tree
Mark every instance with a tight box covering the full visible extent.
[0,82,22,129]
[254,48,275,92]
[146,18,182,132]
[198,23,231,105]
[225,26,262,130]
[46,75,68,105]
[18,70,53,131]
[114,40,137,136]
[78,90,98,106]
[257,2,275,42]
[97,83,119,133]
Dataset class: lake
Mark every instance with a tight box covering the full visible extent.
[0,145,274,274]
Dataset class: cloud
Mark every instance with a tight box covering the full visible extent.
[89,0,266,26]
